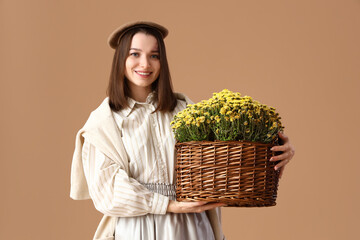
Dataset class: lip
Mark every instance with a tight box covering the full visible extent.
[135,70,152,78]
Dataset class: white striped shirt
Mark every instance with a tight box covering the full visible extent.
[81,92,187,217]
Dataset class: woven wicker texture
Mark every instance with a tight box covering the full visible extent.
[175,141,280,207]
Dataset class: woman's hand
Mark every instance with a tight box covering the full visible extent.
[270,132,295,179]
[167,200,226,213]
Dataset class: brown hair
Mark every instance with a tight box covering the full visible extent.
[106,27,177,113]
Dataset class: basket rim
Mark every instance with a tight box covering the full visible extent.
[175,140,275,147]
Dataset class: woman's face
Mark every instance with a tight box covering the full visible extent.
[124,32,160,96]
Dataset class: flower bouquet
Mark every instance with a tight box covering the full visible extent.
[171,89,284,207]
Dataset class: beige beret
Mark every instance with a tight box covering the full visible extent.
[107,21,168,49]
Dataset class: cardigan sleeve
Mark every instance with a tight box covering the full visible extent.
[81,139,169,217]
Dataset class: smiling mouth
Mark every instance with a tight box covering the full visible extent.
[135,71,152,76]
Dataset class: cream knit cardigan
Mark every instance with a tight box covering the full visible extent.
[70,93,224,240]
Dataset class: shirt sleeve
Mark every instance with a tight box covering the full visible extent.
[81,139,169,217]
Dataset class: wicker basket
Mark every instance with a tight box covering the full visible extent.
[175,141,280,207]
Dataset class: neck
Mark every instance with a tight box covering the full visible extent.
[129,86,152,102]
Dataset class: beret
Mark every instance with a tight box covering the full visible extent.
[107,21,168,49]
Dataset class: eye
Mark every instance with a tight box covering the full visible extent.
[151,54,159,59]
[129,52,139,57]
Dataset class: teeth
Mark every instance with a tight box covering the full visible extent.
[136,71,151,76]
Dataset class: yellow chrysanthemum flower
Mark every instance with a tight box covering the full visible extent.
[172,89,283,143]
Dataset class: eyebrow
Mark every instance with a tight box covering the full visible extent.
[130,48,159,52]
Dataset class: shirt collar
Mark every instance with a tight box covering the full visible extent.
[122,91,157,117]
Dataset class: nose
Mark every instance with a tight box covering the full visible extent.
[139,55,150,68]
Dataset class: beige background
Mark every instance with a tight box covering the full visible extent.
[1,0,359,239]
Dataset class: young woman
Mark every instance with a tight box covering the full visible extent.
[70,21,295,240]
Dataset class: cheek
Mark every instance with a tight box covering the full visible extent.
[154,68,160,79]
[125,58,134,73]
[154,62,161,74]
[124,63,133,80]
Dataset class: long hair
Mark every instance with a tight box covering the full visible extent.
[107,27,177,113]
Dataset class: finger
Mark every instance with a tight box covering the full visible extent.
[197,202,226,212]
[205,202,226,208]
[181,201,208,207]
[278,132,289,142]
[270,151,290,161]
[270,145,288,152]
[275,159,290,170]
